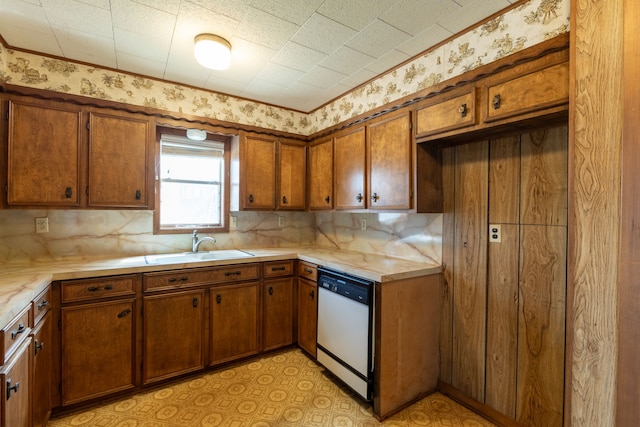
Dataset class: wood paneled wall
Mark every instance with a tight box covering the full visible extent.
[570,0,623,425]
[441,125,567,426]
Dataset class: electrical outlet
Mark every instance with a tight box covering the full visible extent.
[360,219,367,231]
[489,224,501,242]
[278,216,285,227]
[35,217,49,233]
[230,215,237,228]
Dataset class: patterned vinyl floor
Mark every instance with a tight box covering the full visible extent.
[48,348,495,427]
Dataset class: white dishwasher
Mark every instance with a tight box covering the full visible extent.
[316,267,374,400]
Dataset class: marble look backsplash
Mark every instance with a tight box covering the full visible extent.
[0,210,441,264]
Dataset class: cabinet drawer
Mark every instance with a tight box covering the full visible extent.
[1,305,31,365]
[298,261,318,282]
[484,62,569,123]
[263,260,294,278]
[144,263,261,292]
[32,286,51,326]
[415,89,476,138]
[61,276,136,303]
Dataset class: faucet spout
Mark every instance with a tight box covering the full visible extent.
[192,230,217,252]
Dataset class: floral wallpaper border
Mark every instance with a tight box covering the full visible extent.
[0,0,569,137]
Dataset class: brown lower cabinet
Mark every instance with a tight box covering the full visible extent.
[32,311,52,427]
[0,340,30,427]
[143,290,205,384]
[262,277,293,351]
[210,282,260,365]
[61,299,137,405]
[297,278,317,357]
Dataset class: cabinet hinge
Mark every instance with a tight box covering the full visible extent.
[86,121,90,131]
[5,110,9,120]
[409,121,412,130]
[58,318,62,331]
[85,186,89,196]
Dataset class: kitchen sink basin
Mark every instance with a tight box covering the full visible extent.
[143,249,254,265]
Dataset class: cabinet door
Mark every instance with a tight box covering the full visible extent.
[263,278,293,351]
[61,299,136,405]
[210,282,260,365]
[308,137,333,210]
[7,99,82,207]
[32,312,52,427]
[241,135,276,209]
[278,140,306,210]
[368,111,413,209]
[88,111,153,208]
[0,340,30,427]
[297,278,317,357]
[143,290,205,384]
[334,127,366,210]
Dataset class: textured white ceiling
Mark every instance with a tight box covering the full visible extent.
[0,0,516,112]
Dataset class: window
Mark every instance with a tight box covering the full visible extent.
[154,129,230,234]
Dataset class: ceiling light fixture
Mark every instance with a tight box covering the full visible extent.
[186,129,207,141]
[194,34,232,70]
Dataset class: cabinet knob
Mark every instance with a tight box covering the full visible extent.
[459,103,467,118]
[248,194,254,203]
[371,193,380,203]
[325,195,331,204]
[65,187,73,198]
[282,195,288,204]
[34,340,45,356]
[216,294,222,304]
[6,379,20,399]
[492,94,501,110]
[309,290,315,299]
[192,297,199,308]
[356,193,363,203]
[268,286,274,296]
[135,189,141,200]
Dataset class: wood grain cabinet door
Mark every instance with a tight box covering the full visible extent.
[88,111,153,208]
[61,299,136,405]
[367,111,413,210]
[7,99,82,207]
[334,126,366,210]
[0,340,30,427]
[210,282,260,365]
[32,312,53,427]
[277,140,306,210]
[240,135,276,209]
[308,137,333,210]
[297,278,317,357]
[263,278,293,351]
[143,290,205,384]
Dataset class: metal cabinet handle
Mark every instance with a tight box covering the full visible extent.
[11,324,26,340]
[371,193,380,203]
[224,271,241,277]
[135,189,141,200]
[6,379,20,399]
[249,194,254,203]
[216,294,222,304]
[492,94,501,109]
[271,266,286,272]
[268,286,274,296]
[34,340,45,356]
[117,308,131,318]
[192,297,199,308]
[37,299,49,310]
[459,103,467,118]
[325,195,330,204]
[303,268,313,274]
[356,193,363,202]
[65,187,73,198]
[282,196,288,204]
[309,290,315,299]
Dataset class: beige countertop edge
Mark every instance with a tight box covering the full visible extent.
[0,248,441,328]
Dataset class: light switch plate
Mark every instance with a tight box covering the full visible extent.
[489,224,501,242]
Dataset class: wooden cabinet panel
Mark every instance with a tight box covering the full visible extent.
[451,141,488,401]
[489,135,520,224]
[0,340,30,427]
[297,278,317,357]
[263,260,294,278]
[263,278,293,351]
[415,88,477,138]
[484,62,569,123]
[210,282,260,365]
[144,264,260,292]
[88,111,153,208]
[368,112,413,209]
[334,127,366,210]
[517,225,566,427]
[32,312,52,427]
[1,306,30,366]
[520,125,568,226]
[61,299,136,404]
[143,290,205,384]
[7,99,82,207]
[308,137,333,210]
[278,140,306,210]
[298,261,317,282]
[61,275,136,303]
[241,135,276,209]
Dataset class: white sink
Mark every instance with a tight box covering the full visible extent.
[143,250,254,265]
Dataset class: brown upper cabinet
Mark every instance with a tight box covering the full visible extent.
[308,137,333,210]
[334,126,366,210]
[367,111,413,210]
[4,96,155,209]
[415,87,477,139]
[239,134,306,210]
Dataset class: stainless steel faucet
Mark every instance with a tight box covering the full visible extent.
[192,230,216,252]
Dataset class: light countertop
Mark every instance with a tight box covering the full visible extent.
[0,247,441,328]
